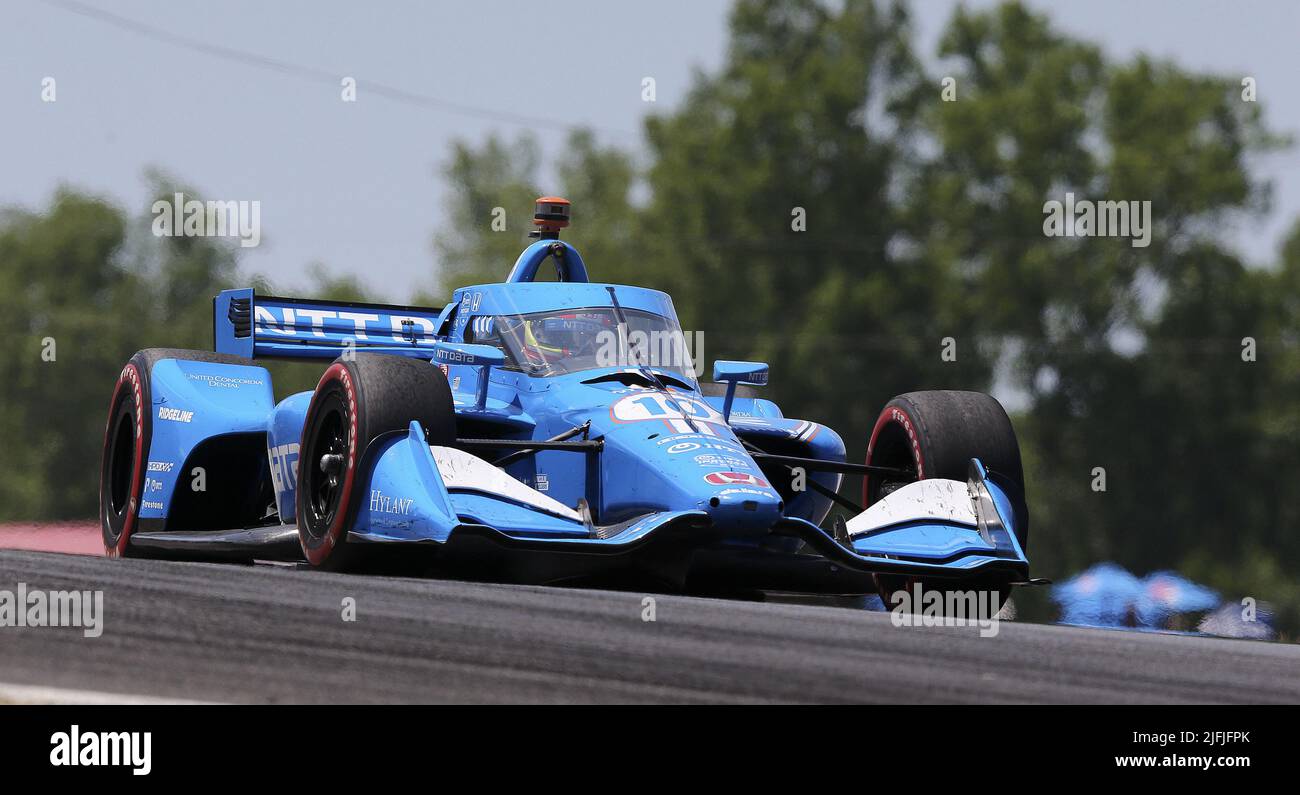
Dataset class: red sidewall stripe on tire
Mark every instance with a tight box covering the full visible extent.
[301,363,359,566]
[863,405,926,507]
[107,363,145,558]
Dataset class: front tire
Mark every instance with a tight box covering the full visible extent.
[296,353,456,571]
[863,390,1027,612]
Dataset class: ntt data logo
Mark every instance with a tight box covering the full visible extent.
[50,725,151,775]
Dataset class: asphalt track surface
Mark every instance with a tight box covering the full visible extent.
[1,549,1299,704]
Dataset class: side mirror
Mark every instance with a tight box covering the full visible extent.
[712,360,769,423]
[433,342,505,410]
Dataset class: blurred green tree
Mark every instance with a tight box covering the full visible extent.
[0,179,236,519]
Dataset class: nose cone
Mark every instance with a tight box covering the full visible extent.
[577,383,787,536]
[696,471,785,533]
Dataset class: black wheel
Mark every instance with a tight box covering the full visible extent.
[296,353,455,571]
[100,348,254,558]
[862,390,1027,612]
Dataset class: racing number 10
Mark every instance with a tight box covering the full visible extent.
[632,394,710,420]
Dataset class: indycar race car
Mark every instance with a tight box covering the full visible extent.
[99,197,1034,602]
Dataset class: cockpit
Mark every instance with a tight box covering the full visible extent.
[464,306,697,381]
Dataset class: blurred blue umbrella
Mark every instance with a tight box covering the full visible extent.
[1134,571,1219,628]
[1052,563,1142,627]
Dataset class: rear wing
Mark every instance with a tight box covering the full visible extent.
[214,288,456,360]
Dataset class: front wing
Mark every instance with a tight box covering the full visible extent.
[131,421,1029,591]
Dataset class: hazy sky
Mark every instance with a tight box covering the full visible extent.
[3,0,1297,299]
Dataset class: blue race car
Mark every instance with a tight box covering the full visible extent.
[99,197,1033,601]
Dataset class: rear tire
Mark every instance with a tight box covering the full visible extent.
[100,348,255,558]
[296,354,456,571]
[862,390,1027,612]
